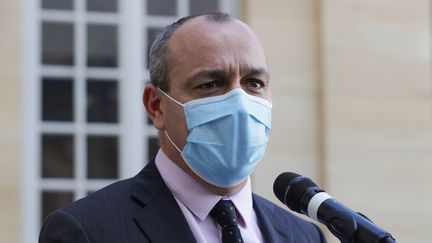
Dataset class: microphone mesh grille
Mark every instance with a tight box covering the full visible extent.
[273,172,318,213]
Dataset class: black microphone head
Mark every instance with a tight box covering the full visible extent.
[273,172,300,203]
[273,172,319,213]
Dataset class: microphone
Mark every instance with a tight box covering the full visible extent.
[273,172,396,243]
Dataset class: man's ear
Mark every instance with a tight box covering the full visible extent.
[143,84,165,130]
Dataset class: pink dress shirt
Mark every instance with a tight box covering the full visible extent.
[155,149,265,243]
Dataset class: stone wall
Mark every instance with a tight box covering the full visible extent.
[0,0,21,242]
[248,0,432,242]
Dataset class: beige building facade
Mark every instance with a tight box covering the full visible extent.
[1,0,431,242]
[1,0,22,242]
[250,1,432,242]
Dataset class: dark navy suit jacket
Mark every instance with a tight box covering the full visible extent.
[39,161,327,243]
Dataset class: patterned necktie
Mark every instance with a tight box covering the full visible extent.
[210,200,244,243]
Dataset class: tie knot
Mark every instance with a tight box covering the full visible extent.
[210,200,239,227]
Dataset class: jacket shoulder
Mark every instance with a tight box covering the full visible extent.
[40,177,144,242]
[62,177,135,217]
[39,209,90,243]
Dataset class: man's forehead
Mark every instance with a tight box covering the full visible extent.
[169,20,265,63]
[168,17,264,62]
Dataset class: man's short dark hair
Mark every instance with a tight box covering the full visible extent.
[149,12,233,92]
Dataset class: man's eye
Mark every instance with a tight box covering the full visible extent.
[197,81,222,89]
[246,79,264,89]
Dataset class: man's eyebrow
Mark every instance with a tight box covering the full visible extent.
[184,69,229,87]
[247,68,270,81]
[183,67,270,87]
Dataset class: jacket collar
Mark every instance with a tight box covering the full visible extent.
[131,161,197,243]
[253,194,294,243]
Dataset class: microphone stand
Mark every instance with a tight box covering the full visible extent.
[324,210,396,243]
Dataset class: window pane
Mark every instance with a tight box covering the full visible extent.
[87,24,118,67]
[42,191,74,222]
[189,0,219,14]
[42,135,74,178]
[42,0,73,10]
[87,0,117,12]
[87,80,118,123]
[146,27,163,68]
[42,78,74,121]
[42,22,74,65]
[148,136,159,161]
[87,136,118,179]
[147,0,177,16]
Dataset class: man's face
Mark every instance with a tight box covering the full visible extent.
[154,17,270,192]
[163,17,270,149]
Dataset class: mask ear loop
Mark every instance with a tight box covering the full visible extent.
[157,87,184,107]
[156,88,184,154]
[163,130,182,154]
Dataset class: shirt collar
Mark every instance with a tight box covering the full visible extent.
[154,149,254,227]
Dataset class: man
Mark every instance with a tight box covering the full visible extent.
[39,13,327,243]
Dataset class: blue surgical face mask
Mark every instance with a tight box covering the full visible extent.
[159,88,272,188]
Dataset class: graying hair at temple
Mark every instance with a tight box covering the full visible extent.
[148,12,233,92]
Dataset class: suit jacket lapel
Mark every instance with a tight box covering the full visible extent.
[253,194,294,243]
[131,161,197,243]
